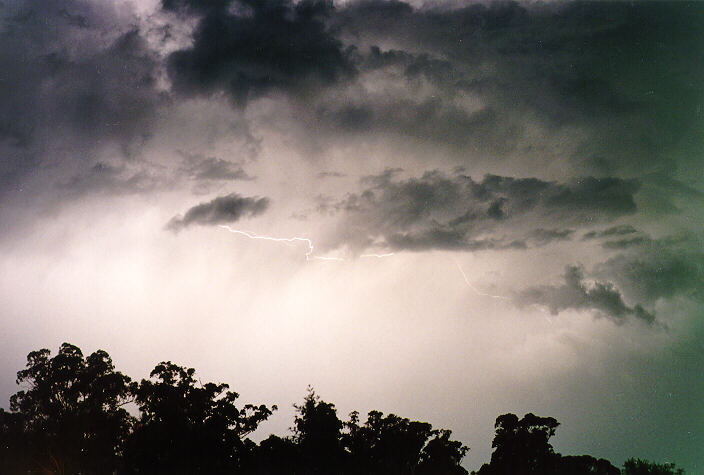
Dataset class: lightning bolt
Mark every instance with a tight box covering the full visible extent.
[219,225,397,261]
[454,260,510,300]
[219,225,344,261]
[219,225,505,301]
[360,253,395,258]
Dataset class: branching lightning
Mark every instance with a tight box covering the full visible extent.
[219,225,344,261]
[219,225,397,261]
[219,225,506,301]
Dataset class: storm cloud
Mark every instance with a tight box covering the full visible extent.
[516,265,656,325]
[595,236,704,304]
[327,170,640,253]
[179,154,252,182]
[166,193,269,231]
[0,0,160,169]
[164,0,355,105]
[199,0,691,189]
[582,225,639,241]
[59,162,169,197]
[0,0,703,472]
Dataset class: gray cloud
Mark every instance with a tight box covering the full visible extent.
[179,152,253,182]
[317,171,346,179]
[595,237,704,304]
[318,1,704,181]
[328,170,639,253]
[59,162,169,197]
[164,0,355,106]
[528,228,574,247]
[300,44,508,153]
[314,95,501,149]
[5,0,697,203]
[601,236,650,250]
[516,265,655,325]
[162,0,231,14]
[582,225,638,240]
[0,0,162,201]
[166,193,269,231]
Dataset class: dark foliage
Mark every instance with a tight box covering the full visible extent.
[623,458,685,475]
[343,408,468,475]
[0,343,685,475]
[122,361,275,474]
[474,413,621,475]
[244,387,469,475]
[0,343,133,474]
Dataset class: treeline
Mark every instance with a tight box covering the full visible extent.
[0,343,684,475]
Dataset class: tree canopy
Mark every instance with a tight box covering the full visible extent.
[1,343,133,474]
[474,413,623,475]
[623,458,685,475]
[0,343,686,475]
[123,361,275,474]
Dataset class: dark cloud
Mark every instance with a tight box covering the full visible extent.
[179,152,253,182]
[386,231,527,252]
[317,171,346,179]
[0,3,160,140]
[166,193,269,231]
[528,228,574,247]
[40,30,160,143]
[314,96,501,148]
[320,1,704,178]
[165,0,355,105]
[582,225,638,240]
[542,177,639,218]
[601,236,650,250]
[328,170,640,253]
[595,237,704,304]
[304,44,497,147]
[0,0,162,198]
[516,265,655,325]
[59,162,169,197]
[162,0,231,15]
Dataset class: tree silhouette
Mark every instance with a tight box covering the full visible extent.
[623,458,685,475]
[246,388,470,475]
[476,413,560,474]
[244,434,301,474]
[344,409,434,474]
[0,344,687,475]
[344,409,468,475]
[292,387,347,474]
[560,455,621,475]
[475,413,619,475]
[0,408,30,474]
[416,429,470,475]
[122,361,275,474]
[2,343,133,474]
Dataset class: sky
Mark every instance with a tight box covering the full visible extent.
[0,0,703,472]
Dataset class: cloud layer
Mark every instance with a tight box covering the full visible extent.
[0,0,162,196]
[325,170,640,253]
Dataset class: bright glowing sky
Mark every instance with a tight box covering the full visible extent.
[1,0,703,472]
